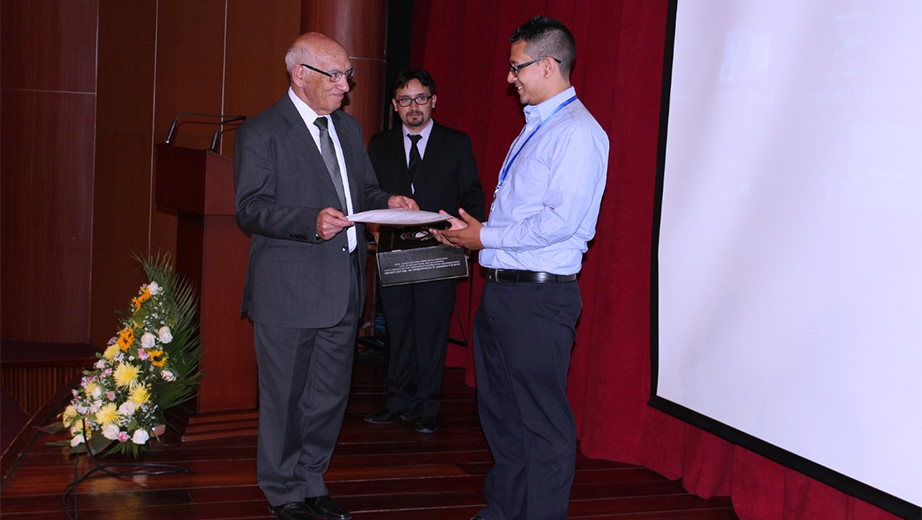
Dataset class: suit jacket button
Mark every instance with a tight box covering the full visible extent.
[341,245,347,252]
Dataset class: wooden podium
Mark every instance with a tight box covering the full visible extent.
[155,144,258,440]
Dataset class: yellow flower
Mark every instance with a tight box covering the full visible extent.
[103,344,120,360]
[113,363,140,388]
[149,349,168,368]
[129,385,150,405]
[131,286,153,311]
[117,327,135,352]
[118,327,134,352]
[62,405,79,427]
[95,403,118,425]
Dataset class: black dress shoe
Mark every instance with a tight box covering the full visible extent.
[304,494,351,520]
[269,501,313,520]
[415,415,438,434]
[364,408,401,424]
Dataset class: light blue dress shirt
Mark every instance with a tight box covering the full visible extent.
[479,87,609,275]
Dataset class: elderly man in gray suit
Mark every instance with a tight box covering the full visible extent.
[234,32,417,520]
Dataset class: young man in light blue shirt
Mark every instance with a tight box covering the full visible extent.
[434,15,610,520]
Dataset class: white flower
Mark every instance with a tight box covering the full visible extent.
[75,404,88,414]
[147,281,161,295]
[102,424,121,440]
[70,434,85,447]
[89,400,102,413]
[89,386,102,399]
[118,401,136,416]
[95,359,106,369]
[141,332,156,350]
[158,326,173,344]
[161,370,176,382]
[131,429,150,445]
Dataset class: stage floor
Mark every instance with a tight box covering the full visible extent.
[0,353,737,520]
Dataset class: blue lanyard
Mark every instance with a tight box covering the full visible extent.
[496,95,577,192]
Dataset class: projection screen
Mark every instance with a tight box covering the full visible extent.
[651,1,921,518]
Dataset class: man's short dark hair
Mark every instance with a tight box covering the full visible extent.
[509,16,576,78]
[392,68,436,97]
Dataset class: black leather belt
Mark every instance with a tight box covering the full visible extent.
[486,268,577,283]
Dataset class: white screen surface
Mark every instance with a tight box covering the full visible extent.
[657,0,921,508]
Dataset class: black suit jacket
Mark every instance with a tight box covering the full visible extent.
[234,94,391,329]
[368,121,484,221]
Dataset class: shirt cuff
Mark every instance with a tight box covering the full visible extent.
[479,225,499,249]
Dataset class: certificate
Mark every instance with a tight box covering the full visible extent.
[347,209,449,225]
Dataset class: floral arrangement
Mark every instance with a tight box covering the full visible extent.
[50,254,202,458]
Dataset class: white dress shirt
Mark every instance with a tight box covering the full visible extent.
[288,88,357,251]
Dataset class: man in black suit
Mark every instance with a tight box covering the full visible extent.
[234,32,417,520]
[364,69,485,434]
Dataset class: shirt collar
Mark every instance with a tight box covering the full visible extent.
[403,118,434,141]
[523,86,577,126]
[289,87,323,126]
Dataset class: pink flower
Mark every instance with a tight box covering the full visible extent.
[118,431,129,443]
[106,391,116,401]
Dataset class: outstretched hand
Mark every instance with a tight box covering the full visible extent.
[430,208,484,250]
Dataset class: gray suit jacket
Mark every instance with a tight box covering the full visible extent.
[234,94,390,329]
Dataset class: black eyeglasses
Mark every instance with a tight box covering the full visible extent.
[395,95,433,107]
[300,63,355,83]
[509,56,561,78]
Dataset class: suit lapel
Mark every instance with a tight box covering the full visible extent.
[278,96,348,210]
[279,95,323,167]
[390,127,410,181]
[413,122,444,188]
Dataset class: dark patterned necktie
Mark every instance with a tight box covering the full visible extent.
[313,117,347,209]
[408,133,423,183]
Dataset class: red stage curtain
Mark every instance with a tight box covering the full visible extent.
[411,2,902,520]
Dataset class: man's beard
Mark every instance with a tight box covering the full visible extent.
[405,112,425,127]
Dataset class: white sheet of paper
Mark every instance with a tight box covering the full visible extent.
[347,209,449,225]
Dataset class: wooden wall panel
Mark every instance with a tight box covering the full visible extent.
[96,0,157,133]
[90,0,158,346]
[301,0,387,59]
[301,0,388,142]
[150,0,228,267]
[90,131,158,344]
[0,0,97,92]
[346,60,387,142]
[223,0,302,158]
[0,90,96,342]
[1,0,98,344]
[154,0,227,149]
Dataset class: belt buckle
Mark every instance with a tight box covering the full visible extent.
[493,268,516,283]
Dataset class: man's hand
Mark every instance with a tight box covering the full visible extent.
[316,207,353,240]
[388,195,419,210]
[431,208,484,250]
